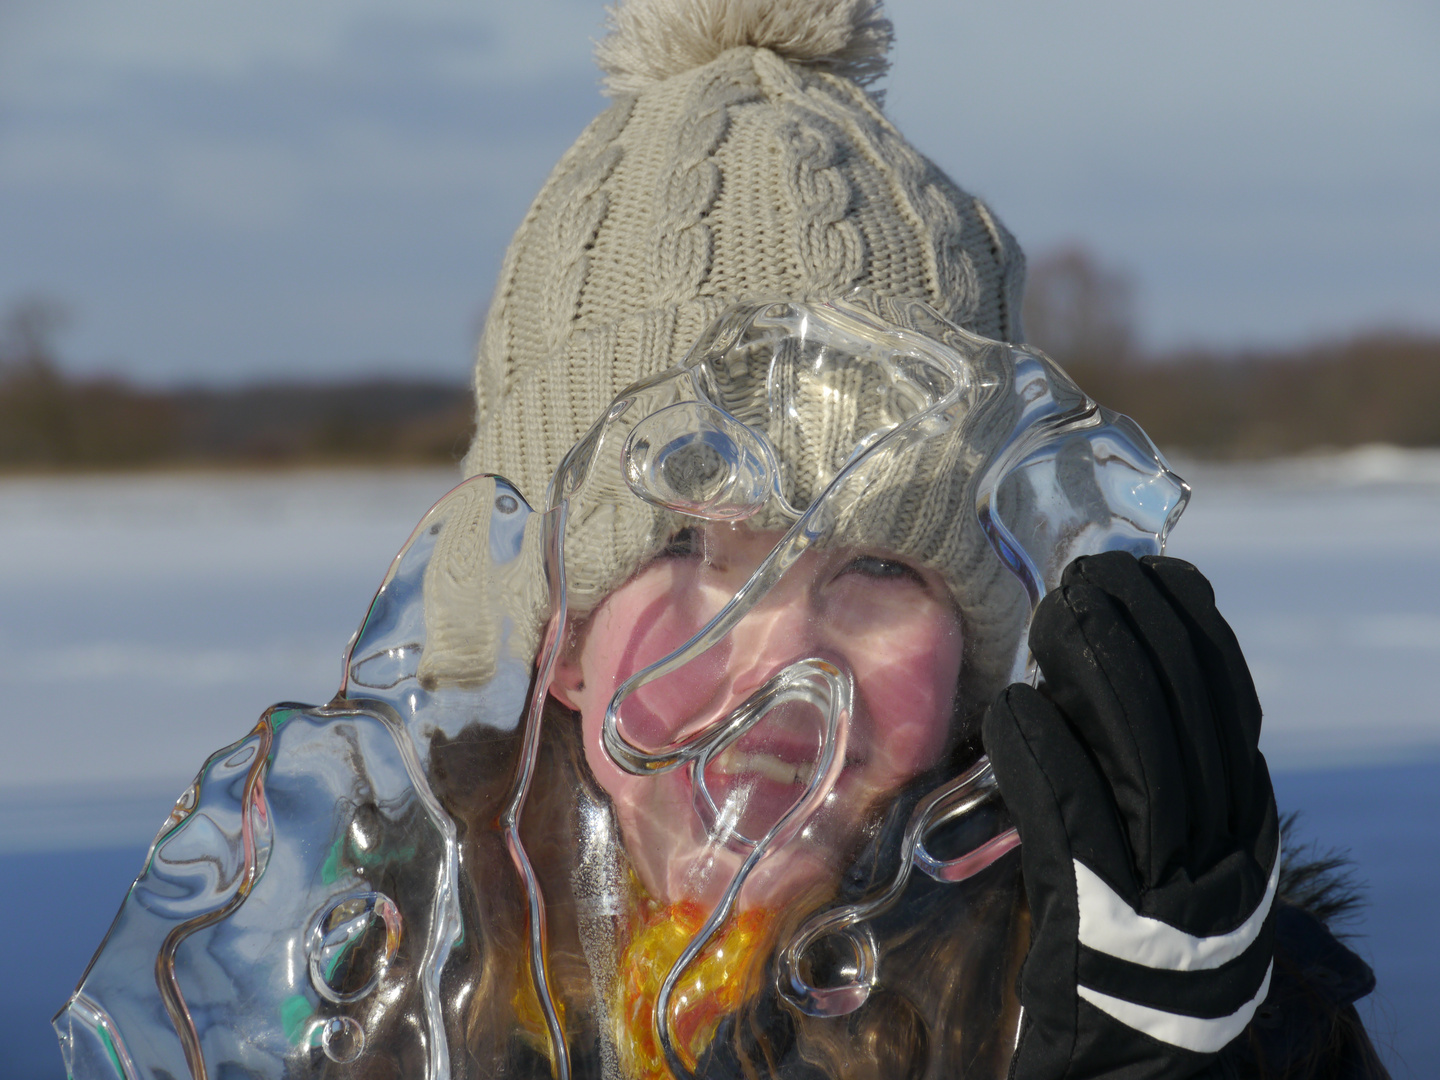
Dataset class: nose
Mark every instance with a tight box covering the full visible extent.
[721,569,828,698]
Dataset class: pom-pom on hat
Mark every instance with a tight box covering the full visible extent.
[594,0,896,93]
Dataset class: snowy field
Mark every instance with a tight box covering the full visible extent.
[1164,447,1440,769]
[0,467,462,848]
[3,454,1439,1077]
[3,451,1438,829]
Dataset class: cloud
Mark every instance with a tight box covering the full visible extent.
[0,1,609,379]
[882,0,1440,348]
[0,0,1436,379]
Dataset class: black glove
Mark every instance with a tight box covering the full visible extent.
[983,553,1279,1080]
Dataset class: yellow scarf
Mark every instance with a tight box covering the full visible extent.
[511,893,773,1079]
[613,898,772,1080]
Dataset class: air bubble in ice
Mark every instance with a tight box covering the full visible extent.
[350,644,422,689]
[320,1016,366,1063]
[307,892,401,1004]
[623,401,774,520]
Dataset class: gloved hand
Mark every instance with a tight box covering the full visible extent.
[983,552,1279,1080]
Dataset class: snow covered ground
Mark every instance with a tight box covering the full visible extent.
[2,451,1439,849]
[0,467,462,850]
[1165,447,1440,770]
[3,454,1439,1078]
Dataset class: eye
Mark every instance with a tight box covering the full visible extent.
[840,554,927,586]
[661,526,700,559]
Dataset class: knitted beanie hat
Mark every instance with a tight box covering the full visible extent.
[445,0,1032,709]
[462,0,1027,502]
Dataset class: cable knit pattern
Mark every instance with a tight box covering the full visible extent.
[540,144,624,353]
[781,109,865,295]
[791,70,1018,337]
[539,98,635,354]
[918,172,979,326]
[648,67,758,307]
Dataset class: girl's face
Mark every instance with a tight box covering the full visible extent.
[552,524,964,910]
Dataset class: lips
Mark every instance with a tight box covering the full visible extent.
[700,716,847,840]
[711,746,819,787]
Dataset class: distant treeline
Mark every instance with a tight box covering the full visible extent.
[2,262,1438,470]
[0,370,474,471]
[5,336,1437,471]
[0,296,475,471]
[1019,248,1440,458]
[1058,334,1440,459]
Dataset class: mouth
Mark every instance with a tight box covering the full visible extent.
[670,671,862,845]
[699,727,861,842]
[711,746,820,788]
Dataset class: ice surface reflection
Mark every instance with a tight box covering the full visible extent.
[7,449,1440,1079]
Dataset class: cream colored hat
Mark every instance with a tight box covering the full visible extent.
[462,0,1027,504]
[442,0,1032,710]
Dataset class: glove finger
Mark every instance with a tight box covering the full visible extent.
[1139,556,1274,861]
[1029,567,1189,888]
[983,683,1134,1079]
[1061,552,1232,875]
[984,683,1137,897]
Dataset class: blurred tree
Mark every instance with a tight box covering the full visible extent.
[0,296,78,464]
[1021,246,1137,382]
[0,296,181,469]
[0,295,71,375]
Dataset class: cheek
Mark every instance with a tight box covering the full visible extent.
[850,613,963,775]
[578,569,733,748]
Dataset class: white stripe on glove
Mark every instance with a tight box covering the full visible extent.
[1075,852,1279,971]
[1078,963,1273,1054]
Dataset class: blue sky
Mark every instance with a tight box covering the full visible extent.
[1,0,1436,383]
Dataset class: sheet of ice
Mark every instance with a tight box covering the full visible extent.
[1,450,1438,851]
[1166,447,1440,770]
[0,468,460,851]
